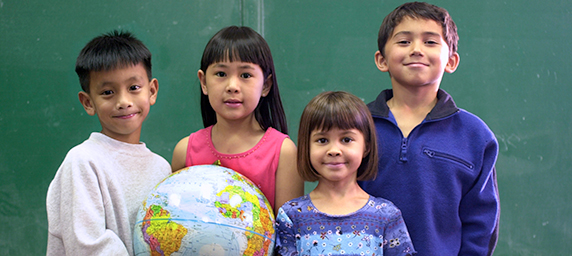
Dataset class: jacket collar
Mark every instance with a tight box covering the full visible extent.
[367,89,459,120]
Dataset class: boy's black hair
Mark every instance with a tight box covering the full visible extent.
[75,30,152,93]
[199,26,288,134]
[378,2,458,57]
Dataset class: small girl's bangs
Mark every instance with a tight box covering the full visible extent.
[309,98,369,136]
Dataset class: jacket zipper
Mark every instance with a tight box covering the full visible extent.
[399,137,408,162]
[423,149,474,169]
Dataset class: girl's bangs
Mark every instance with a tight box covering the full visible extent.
[205,37,268,70]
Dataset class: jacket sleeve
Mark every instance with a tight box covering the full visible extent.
[458,137,500,256]
[46,153,129,256]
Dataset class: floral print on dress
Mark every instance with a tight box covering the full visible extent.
[275,195,416,256]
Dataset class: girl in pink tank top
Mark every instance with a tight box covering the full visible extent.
[171,26,304,214]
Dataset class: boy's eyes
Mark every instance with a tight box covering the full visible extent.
[99,85,141,95]
[215,71,226,77]
[101,90,113,95]
[396,40,439,45]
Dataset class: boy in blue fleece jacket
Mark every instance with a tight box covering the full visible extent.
[358,2,500,255]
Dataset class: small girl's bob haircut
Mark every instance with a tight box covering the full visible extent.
[297,91,378,182]
[199,26,288,134]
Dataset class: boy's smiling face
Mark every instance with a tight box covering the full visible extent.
[79,63,158,144]
[375,17,459,90]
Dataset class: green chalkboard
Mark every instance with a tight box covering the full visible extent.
[1,0,570,255]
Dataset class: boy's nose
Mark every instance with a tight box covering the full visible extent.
[116,93,133,109]
[410,41,423,56]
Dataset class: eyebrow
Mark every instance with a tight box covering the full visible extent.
[212,63,257,70]
[311,131,325,137]
[392,31,442,38]
[99,76,144,87]
[311,129,360,137]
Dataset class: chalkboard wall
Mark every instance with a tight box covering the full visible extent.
[1,0,570,254]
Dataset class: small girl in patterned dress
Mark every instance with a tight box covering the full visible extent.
[275,91,416,256]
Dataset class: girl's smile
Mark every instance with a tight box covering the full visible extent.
[310,128,367,184]
[322,162,347,169]
[224,98,243,107]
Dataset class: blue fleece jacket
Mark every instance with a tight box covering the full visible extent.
[359,89,500,256]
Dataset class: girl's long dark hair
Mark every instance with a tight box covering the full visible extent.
[199,26,288,134]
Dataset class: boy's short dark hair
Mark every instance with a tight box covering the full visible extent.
[378,2,458,57]
[75,30,152,93]
[297,91,378,182]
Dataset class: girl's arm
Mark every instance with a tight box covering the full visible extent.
[274,138,304,213]
[171,136,189,173]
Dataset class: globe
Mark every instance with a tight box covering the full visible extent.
[133,164,275,256]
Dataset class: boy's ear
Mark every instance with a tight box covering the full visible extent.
[374,51,389,72]
[262,74,273,97]
[198,70,208,95]
[78,91,96,116]
[445,52,460,73]
[149,78,159,106]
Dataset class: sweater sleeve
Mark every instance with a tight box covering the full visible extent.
[458,137,500,256]
[46,152,129,256]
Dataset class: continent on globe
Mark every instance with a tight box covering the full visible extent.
[141,204,187,256]
[215,181,274,255]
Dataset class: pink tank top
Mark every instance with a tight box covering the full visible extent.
[186,126,288,208]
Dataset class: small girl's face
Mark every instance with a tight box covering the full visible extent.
[309,128,367,183]
[199,60,272,123]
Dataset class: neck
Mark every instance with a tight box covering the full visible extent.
[213,114,263,135]
[310,181,370,215]
[389,85,439,111]
[311,178,366,201]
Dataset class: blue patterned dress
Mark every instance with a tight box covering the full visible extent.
[275,195,416,256]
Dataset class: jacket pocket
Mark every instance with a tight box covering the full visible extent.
[423,148,474,170]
